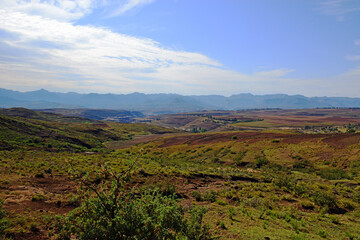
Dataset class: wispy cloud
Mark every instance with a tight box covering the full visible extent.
[108,0,155,17]
[0,0,95,21]
[0,0,154,21]
[319,0,360,21]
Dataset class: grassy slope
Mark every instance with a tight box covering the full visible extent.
[0,110,178,152]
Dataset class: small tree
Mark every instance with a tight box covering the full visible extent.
[54,162,213,240]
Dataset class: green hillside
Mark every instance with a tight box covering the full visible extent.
[0,109,178,152]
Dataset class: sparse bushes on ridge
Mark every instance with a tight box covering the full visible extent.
[317,168,351,180]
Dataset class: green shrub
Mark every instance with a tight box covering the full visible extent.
[228,207,236,220]
[317,168,351,180]
[55,164,213,240]
[203,190,218,202]
[273,175,294,192]
[318,230,327,238]
[312,191,338,212]
[191,191,203,201]
[293,159,312,170]
[294,182,310,197]
[186,207,213,240]
[254,155,269,168]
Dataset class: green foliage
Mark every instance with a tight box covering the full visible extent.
[55,164,213,240]
[186,207,213,240]
[294,182,310,197]
[191,190,218,202]
[317,168,351,180]
[292,159,313,172]
[318,230,327,238]
[272,175,294,192]
[254,155,269,168]
[191,191,202,201]
[228,207,236,220]
[347,128,356,133]
[203,190,218,202]
[312,191,338,212]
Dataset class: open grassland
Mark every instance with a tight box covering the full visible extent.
[144,108,360,133]
[1,109,360,239]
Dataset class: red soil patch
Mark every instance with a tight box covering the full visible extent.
[154,132,360,150]
[322,134,360,149]
[159,132,293,147]
[6,200,75,215]
[4,175,77,214]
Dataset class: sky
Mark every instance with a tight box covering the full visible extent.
[0,0,360,97]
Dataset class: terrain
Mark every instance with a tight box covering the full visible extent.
[145,108,360,133]
[2,88,360,114]
[36,108,145,123]
[0,108,360,239]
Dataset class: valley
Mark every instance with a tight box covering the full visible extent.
[0,108,360,239]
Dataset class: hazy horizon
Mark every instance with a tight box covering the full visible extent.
[3,86,360,99]
[0,1,360,97]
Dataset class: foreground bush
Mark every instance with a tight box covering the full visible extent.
[54,163,213,240]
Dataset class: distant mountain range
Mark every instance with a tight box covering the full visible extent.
[1,88,360,115]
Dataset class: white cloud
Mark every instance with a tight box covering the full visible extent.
[0,0,153,21]
[0,0,94,21]
[0,9,224,93]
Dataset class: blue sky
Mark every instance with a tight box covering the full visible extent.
[0,0,359,97]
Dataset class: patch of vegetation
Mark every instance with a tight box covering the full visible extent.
[254,155,270,168]
[317,168,351,180]
[54,164,213,240]
[0,199,7,237]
